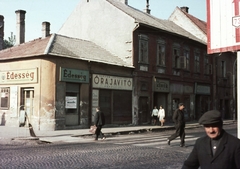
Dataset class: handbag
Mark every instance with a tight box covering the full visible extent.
[89,125,97,134]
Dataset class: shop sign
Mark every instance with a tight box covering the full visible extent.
[92,74,132,90]
[0,68,38,84]
[65,96,77,109]
[154,79,169,92]
[60,67,89,83]
[184,85,193,94]
[195,84,210,94]
[171,83,183,94]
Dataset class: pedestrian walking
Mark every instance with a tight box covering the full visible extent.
[158,105,165,126]
[151,106,158,125]
[94,107,106,141]
[182,110,240,169]
[167,103,185,147]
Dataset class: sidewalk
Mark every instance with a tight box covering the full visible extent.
[0,120,235,144]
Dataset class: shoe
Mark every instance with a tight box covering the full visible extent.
[167,139,170,145]
[102,137,106,140]
[180,144,185,147]
[94,139,98,141]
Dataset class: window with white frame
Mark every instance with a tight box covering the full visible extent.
[194,49,200,73]
[0,87,10,109]
[157,39,166,66]
[172,43,180,68]
[138,34,149,64]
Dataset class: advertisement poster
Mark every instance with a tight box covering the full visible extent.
[65,96,77,109]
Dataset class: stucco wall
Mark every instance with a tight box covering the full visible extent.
[169,9,207,42]
[58,0,136,65]
[0,59,54,129]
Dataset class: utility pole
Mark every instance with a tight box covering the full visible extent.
[233,58,237,121]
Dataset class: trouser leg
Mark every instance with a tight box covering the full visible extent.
[180,127,185,145]
[168,127,180,141]
[95,125,102,140]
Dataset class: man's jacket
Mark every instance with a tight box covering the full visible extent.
[182,130,240,169]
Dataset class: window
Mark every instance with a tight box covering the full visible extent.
[157,39,165,66]
[20,88,34,115]
[221,61,226,78]
[172,43,180,68]
[194,49,200,73]
[204,53,212,74]
[138,34,149,63]
[0,87,10,109]
[183,47,190,70]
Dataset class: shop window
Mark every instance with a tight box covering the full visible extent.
[0,87,10,110]
[113,90,132,123]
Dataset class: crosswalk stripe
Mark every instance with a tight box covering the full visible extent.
[114,135,199,146]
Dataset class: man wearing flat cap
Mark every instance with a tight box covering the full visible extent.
[182,110,240,169]
[167,103,186,147]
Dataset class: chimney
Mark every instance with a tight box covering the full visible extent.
[144,0,151,14]
[42,22,50,38]
[0,15,4,50]
[180,6,189,13]
[15,10,26,45]
[118,0,128,5]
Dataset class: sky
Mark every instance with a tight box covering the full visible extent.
[0,0,206,42]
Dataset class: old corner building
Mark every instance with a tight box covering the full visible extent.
[0,33,133,130]
[1,0,236,130]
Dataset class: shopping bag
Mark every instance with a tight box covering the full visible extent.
[89,125,97,134]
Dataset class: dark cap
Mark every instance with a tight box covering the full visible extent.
[198,110,222,125]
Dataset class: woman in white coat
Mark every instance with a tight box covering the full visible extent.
[158,105,165,126]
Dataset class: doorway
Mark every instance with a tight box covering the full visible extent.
[65,83,80,126]
[138,97,149,124]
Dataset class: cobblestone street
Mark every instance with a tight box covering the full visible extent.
[0,124,237,169]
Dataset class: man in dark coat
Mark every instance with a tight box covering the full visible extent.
[182,110,240,169]
[94,107,105,141]
[167,103,185,147]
